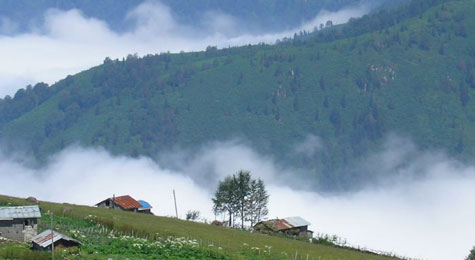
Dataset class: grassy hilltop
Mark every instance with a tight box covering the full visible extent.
[0,195,402,260]
[0,0,474,189]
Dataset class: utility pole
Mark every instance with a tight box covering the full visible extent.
[173,190,178,219]
[50,212,54,260]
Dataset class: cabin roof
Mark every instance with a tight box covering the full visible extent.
[96,195,142,210]
[257,216,311,231]
[284,216,311,227]
[112,195,141,210]
[137,200,152,209]
[0,205,41,220]
[32,229,81,248]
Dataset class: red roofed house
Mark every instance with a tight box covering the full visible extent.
[96,195,142,212]
[95,195,153,214]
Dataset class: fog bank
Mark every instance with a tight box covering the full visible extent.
[1,138,475,260]
[0,0,372,97]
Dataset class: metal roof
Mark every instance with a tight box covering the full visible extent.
[272,219,293,230]
[284,216,311,227]
[96,195,142,210]
[0,206,41,220]
[113,195,142,210]
[32,230,81,248]
[137,200,152,209]
[258,216,311,231]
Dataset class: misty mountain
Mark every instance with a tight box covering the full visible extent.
[0,0,407,34]
[0,0,474,190]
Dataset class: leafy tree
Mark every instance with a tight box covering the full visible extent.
[212,176,237,226]
[212,171,269,228]
[330,109,341,129]
[233,170,252,228]
[247,179,269,226]
[467,246,475,260]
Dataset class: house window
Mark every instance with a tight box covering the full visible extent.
[24,219,32,227]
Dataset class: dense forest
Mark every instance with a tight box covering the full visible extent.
[0,0,474,190]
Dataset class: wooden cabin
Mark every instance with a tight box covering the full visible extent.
[32,230,81,251]
[96,195,153,214]
[254,216,314,238]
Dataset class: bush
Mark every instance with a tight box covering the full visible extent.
[186,210,200,221]
[0,244,50,260]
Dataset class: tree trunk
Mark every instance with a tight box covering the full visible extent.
[241,205,244,228]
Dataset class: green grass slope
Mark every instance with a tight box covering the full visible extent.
[0,195,402,260]
[0,0,474,189]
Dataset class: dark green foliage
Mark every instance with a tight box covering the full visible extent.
[212,176,236,226]
[0,83,52,124]
[301,0,455,44]
[0,0,474,190]
[212,171,268,228]
[247,179,269,226]
[467,247,475,260]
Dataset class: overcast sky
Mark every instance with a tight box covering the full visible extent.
[0,0,372,97]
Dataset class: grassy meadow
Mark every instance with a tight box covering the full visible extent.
[0,195,404,260]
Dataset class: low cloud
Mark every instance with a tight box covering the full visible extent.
[298,3,372,33]
[0,0,372,97]
[1,137,475,260]
[0,17,18,35]
[293,135,324,157]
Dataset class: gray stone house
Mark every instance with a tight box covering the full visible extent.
[0,205,41,242]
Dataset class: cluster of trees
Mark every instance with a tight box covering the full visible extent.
[0,82,53,124]
[212,171,269,228]
[298,0,455,44]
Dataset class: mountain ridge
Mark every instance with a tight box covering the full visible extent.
[0,0,474,190]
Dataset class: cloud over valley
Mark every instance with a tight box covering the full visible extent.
[1,138,475,260]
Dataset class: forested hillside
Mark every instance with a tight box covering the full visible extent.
[0,0,474,190]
